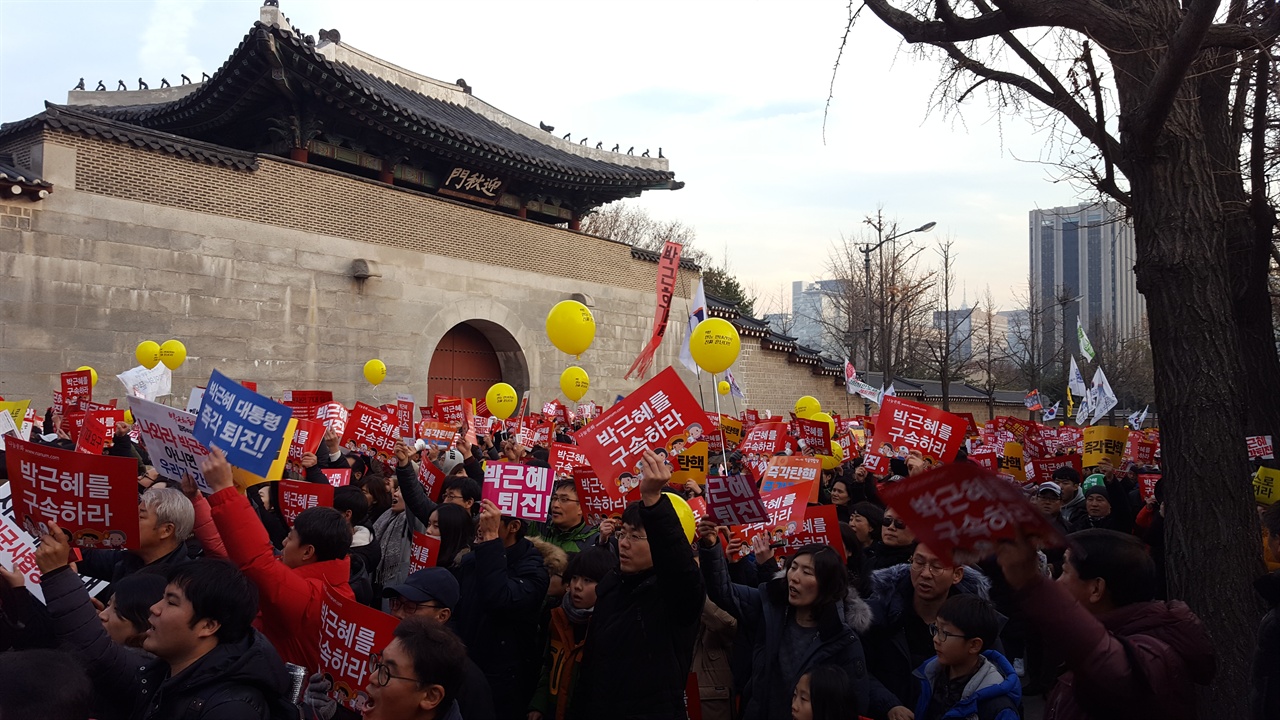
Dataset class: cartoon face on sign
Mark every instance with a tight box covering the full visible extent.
[668,435,687,455]
[617,472,639,495]
[686,423,703,443]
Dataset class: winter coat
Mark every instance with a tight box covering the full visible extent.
[528,520,601,554]
[128,630,292,720]
[453,536,550,719]
[912,650,1021,720]
[866,541,916,571]
[570,495,706,720]
[693,598,738,720]
[348,525,380,606]
[78,540,191,587]
[1060,490,1087,528]
[208,486,355,670]
[529,605,590,720]
[864,561,993,716]
[699,542,873,720]
[1251,569,1280,720]
[1017,574,1216,720]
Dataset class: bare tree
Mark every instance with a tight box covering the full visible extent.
[581,201,708,266]
[923,239,976,410]
[848,2,1280,708]
[968,287,1021,420]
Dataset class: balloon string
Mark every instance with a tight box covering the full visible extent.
[712,373,730,476]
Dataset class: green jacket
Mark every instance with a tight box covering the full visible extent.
[528,521,599,554]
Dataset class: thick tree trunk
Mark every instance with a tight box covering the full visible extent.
[1129,127,1264,716]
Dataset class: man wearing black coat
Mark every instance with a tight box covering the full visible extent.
[1254,503,1280,720]
[569,451,706,720]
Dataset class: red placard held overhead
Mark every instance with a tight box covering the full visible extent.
[1028,454,1082,485]
[279,479,335,526]
[417,460,445,503]
[318,587,399,713]
[739,422,789,456]
[433,396,465,427]
[793,418,831,453]
[5,437,140,549]
[758,455,822,501]
[866,396,967,466]
[726,480,814,559]
[286,419,326,475]
[774,505,847,559]
[342,402,399,463]
[321,468,352,488]
[704,474,769,526]
[314,402,349,437]
[573,467,628,526]
[59,370,93,415]
[549,443,589,480]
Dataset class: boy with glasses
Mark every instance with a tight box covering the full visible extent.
[912,595,1021,720]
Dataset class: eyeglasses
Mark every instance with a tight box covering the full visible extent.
[618,531,648,545]
[366,652,420,687]
[911,557,950,575]
[882,517,908,530]
[549,494,579,505]
[388,597,443,615]
[928,624,970,642]
[442,492,464,502]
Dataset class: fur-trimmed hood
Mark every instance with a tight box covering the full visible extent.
[868,561,992,627]
[842,582,874,634]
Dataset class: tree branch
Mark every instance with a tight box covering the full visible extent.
[1201,4,1280,49]
[862,0,1131,46]
[1129,0,1221,148]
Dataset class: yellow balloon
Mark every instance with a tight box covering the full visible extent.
[159,340,187,371]
[363,359,387,386]
[717,380,731,396]
[794,395,821,419]
[820,439,845,470]
[689,318,741,374]
[123,409,134,424]
[485,383,519,420]
[560,366,590,402]
[135,341,161,370]
[546,300,597,356]
[810,411,836,436]
[664,491,696,544]
[76,365,98,388]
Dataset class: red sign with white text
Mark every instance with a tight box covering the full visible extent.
[5,438,140,549]
[279,479,335,526]
[319,587,399,712]
[342,402,399,462]
[867,396,967,464]
[573,466,628,526]
[794,418,831,453]
[287,419,326,474]
[774,504,847,559]
[58,370,92,416]
[433,396,465,427]
[705,474,769,526]
[738,421,789,456]
[314,402,349,437]
[1247,435,1274,460]
[417,460,445,503]
[408,532,441,573]
[321,468,352,487]
[726,480,814,558]
[1028,454,1082,485]
[550,442,589,480]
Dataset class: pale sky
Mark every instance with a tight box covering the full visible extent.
[0,0,1085,312]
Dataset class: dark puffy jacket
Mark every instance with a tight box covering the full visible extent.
[699,543,872,720]
[129,630,292,720]
[78,541,191,587]
[1253,569,1280,720]
[1018,574,1216,720]
[569,496,705,720]
[453,536,550,719]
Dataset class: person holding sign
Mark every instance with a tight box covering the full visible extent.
[202,445,356,671]
[568,451,705,720]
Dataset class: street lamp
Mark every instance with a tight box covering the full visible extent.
[860,216,936,412]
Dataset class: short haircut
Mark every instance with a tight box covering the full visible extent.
[442,477,482,504]
[937,594,1000,650]
[141,486,195,541]
[564,546,618,583]
[552,479,577,496]
[0,649,93,720]
[828,478,852,498]
[333,486,370,526]
[111,572,169,639]
[621,501,645,531]
[805,664,860,720]
[1263,501,1280,538]
[293,507,353,561]
[167,559,259,644]
[1067,529,1157,606]
[393,616,466,709]
[1052,466,1081,485]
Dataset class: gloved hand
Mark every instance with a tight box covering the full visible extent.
[302,672,336,720]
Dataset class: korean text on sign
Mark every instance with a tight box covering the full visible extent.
[550,442,589,480]
[279,479,334,526]
[759,455,822,499]
[868,396,967,464]
[1082,425,1129,467]
[704,474,769,526]
[774,505,847,559]
[573,367,704,483]
[573,467,627,526]
[193,370,292,478]
[4,437,140,549]
[408,532,440,573]
[342,402,399,462]
[318,587,399,713]
[482,462,553,522]
[739,422,789,456]
[0,482,110,604]
[1248,435,1275,461]
[726,480,814,558]
[130,397,211,491]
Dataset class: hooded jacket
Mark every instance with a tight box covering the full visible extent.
[208,487,354,670]
[912,650,1021,720]
[864,561,993,716]
[1017,574,1216,720]
[1253,569,1280,720]
[699,542,873,720]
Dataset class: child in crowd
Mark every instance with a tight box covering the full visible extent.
[913,594,1021,720]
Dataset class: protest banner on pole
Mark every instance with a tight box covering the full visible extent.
[193,370,293,478]
[573,466,628,526]
[319,587,399,713]
[482,462,553,522]
[408,532,441,573]
[625,240,682,379]
[5,437,141,549]
[341,402,399,464]
[321,468,352,488]
[130,397,210,491]
[1082,425,1129,467]
[705,474,769,526]
[573,367,704,484]
[279,479,335,526]
[879,461,1067,565]
[395,394,415,440]
[758,455,822,501]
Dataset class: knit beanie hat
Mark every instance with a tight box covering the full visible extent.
[1084,484,1111,503]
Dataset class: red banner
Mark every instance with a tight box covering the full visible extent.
[342,402,399,462]
[58,370,92,416]
[550,442,589,480]
[573,367,704,483]
[319,587,399,712]
[626,240,683,379]
[1028,454,1082,485]
[1138,473,1161,503]
[279,479,335,526]
[758,455,822,501]
[417,460,445,503]
[482,462,553,522]
[5,437,140,549]
[726,480,814,559]
[705,474,769,526]
[867,396,967,464]
[573,466,627,526]
[396,396,415,439]
[321,468,351,487]
[433,396,465,427]
[774,504,846,559]
[287,419,326,474]
[879,461,1067,565]
[739,421,789,456]
[408,532,441,573]
[519,419,553,448]
[73,415,110,455]
[969,447,998,473]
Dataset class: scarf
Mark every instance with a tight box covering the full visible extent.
[560,591,594,625]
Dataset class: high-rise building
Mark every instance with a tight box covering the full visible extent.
[1029,202,1145,358]
[933,307,1010,364]
[789,279,847,353]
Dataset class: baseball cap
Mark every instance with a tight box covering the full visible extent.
[1036,481,1062,497]
[437,449,465,475]
[382,568,460,610]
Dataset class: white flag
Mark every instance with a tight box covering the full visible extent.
[116,364,172,402]
[1068,356,1087,397]
[1077,318,1097,363]
[1075,384,1094,426]
[1127,405,1149,428]
[1090,366,1118,424]
[875,383,897,406]
[678,279,708,375]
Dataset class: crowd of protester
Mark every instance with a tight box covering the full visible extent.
[0,404,1273,720]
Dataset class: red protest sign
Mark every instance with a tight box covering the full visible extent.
[879,461,1067,565]
[408,532,441,573]
[867,396,967,465]
[59,370,92,415]
[726,480,814,559]
[758,455,822,501]
[73,415,110,455]
[794,418,831,453]
[417,460,445,503]
[5,437,140,549]
[319,587,399,712]
[1247,435,1274,460]
[1028,454,1082,485]
[969,447,998,473]
[573,466,627,526]
[321,468,352,487]
[395,396,415,439]
[284,390,334,407]
[287,419,326,474]
[482,462,553,522]
[572,367,704,483]
[705,474,769,526]
[342,402,399,462]
[519,419,553,448]
[279,479,335,526]
[550,442,589,480]
[1129,441,1158,467]
[957,413,981,438]
[1138,473,1161,503]
[774,504,847,559]
[433,396,465,427]
[739,421,789,456]
[315,402,349,437]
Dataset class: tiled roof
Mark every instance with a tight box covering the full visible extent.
[0,153,51,190]
[629,246,701,271]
